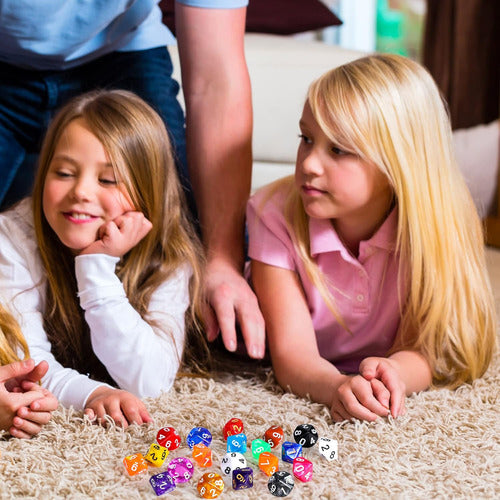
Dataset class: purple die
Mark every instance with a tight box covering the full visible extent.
[281,441,302,463]
[186,426,212,449]
[232,466,253,490]
[150,472,176,496]
[227,433,247,453]
[167,457,194,484]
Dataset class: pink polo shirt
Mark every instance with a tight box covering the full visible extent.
[247,186,406,374]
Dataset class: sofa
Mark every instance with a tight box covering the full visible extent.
[168,33,499,224]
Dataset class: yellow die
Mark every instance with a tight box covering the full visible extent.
[145,443,169,467]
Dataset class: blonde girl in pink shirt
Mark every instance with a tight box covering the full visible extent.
[246,54,496,422]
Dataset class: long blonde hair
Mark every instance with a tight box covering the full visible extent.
[0,304,29,366]
[272,54,496,388]
[31,90,208,379]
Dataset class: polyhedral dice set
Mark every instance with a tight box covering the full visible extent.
[122,419,338,497]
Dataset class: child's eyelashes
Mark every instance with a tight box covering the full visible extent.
[99,178,118,186]
[298,133,312,144]
[330,146,349,156]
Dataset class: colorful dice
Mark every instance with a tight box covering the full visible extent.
[220,451,247,476]
[282,441,302,463]
[318,437,338,461]
[268,471,295,497]
[223,417,244,439]
[258,451,279,476]
[145,443,169,467]
[197,472,224,499]
[226,433,247,453]
[251,438,271,460]
[187,427,212,449]
[167,457,194,484]
[293,456,313,482]
[293,423,318,448]
[232,467,254,490]
[192,443,213,468]
[156,426,181,451]
[264,425,284,448]
[150,472,176,496]
[123,453,148,476]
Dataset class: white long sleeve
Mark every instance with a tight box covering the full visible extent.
[75,253,189,398]
[0,198,190,409]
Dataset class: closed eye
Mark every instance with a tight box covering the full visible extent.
[99,178,118,186]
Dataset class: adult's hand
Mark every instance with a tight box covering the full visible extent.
[204,258,265,358]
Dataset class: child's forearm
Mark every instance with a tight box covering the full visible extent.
[388,350,432,394]
[272,354,346,408]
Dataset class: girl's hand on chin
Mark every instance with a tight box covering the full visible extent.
[79,212,152,257]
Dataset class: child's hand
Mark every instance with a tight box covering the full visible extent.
[330,373,391,422]
[80,212,152,257]
[0,360,57,438]
[359,356,406,418]
[10,384,59,439]
[4,358,49,393]
[84,386,152,428]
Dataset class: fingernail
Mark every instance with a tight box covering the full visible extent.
[251,345,262,359]
[227,340,237,352]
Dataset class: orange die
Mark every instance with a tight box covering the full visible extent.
[197,472,224,499]
[123,453,148,476]
[192,443,213,468]
[264,425,284,448]
[145,443,169,467]
[259,451,279,476]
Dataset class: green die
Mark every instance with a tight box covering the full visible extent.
[251,438,271,460]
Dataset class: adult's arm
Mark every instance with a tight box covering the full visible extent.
[175,2,265,358]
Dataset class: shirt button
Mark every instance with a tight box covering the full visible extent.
[356,294,364,302]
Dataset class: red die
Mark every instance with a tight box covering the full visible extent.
[223,418,244,440]
[264,425,284,448]
[293,456,313,482]
[156,426,181,450]
[123,453,148,476]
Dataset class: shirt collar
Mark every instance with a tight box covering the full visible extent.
[309,206,398,258]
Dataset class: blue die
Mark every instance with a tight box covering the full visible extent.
[227,433,247,453]
[150,472,176,496]
[186,427,212,449]
[281,441,302,463]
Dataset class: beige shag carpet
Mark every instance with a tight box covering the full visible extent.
[1,248,499,500]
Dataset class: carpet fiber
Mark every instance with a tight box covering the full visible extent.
[1,248,499,499]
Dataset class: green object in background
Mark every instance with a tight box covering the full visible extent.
[376,0,408,56]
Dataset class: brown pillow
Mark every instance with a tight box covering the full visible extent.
[159,0,342,35]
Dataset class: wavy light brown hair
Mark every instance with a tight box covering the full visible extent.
[264,54,496,388]
[31,90,208,381]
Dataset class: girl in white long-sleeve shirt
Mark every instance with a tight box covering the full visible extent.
[0,90,205,427]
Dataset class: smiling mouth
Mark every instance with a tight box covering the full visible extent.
[63,212,98,222]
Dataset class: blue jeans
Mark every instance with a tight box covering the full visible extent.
[0,47,195,214]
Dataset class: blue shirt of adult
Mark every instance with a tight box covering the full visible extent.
[0,0,248,70]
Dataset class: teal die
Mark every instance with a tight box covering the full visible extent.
[282,441,302,463]
[227,433,247,453]
[251,438,271,460]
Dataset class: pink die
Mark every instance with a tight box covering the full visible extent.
[293,456,313,482]
[167,457,194,484]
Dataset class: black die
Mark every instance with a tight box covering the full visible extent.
[268,471,294,497]
[293,423,318,448]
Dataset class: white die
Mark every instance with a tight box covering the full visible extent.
[220,452,247,476]
[318,437,338,461]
